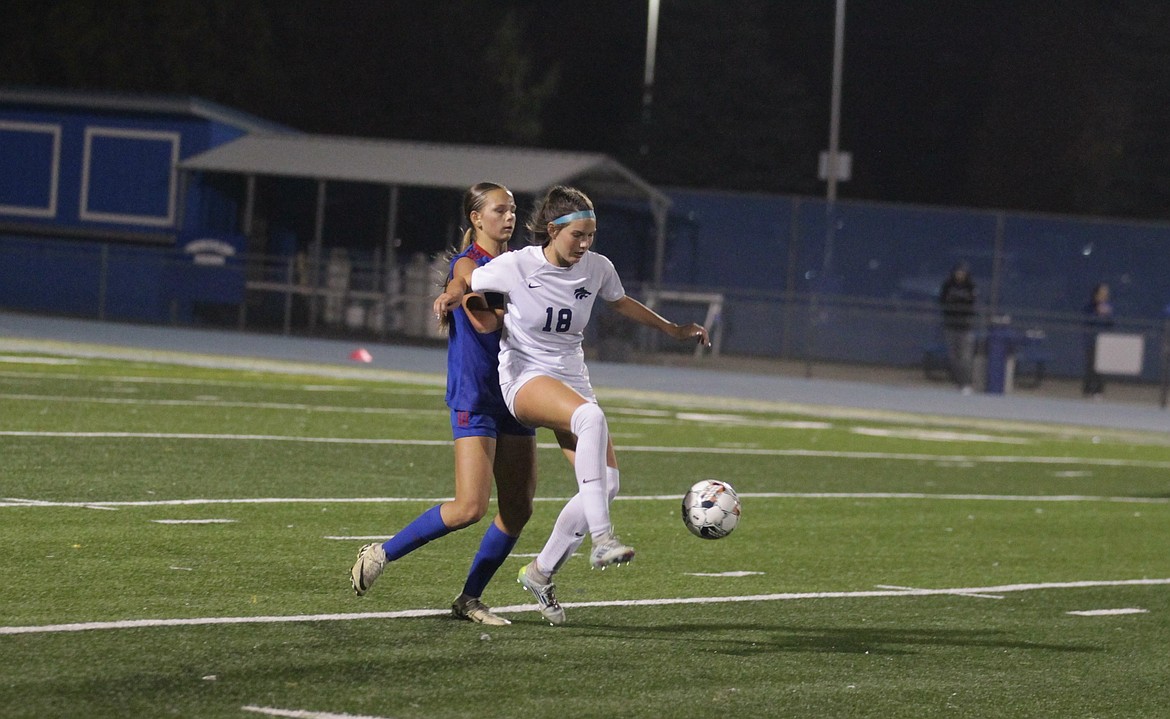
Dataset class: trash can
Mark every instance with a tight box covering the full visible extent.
[985,317,1015,394]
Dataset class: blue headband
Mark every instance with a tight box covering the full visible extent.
[550,209,596,225]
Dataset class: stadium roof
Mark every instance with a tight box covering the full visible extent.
[0,86,292,134]
[178,134,669,209]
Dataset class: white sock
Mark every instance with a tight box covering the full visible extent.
[605,466,620,502]
[569,403,610,541]
[534,467,620,579]
[534,494,585,580]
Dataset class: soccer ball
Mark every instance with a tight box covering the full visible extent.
[681,479,741,539]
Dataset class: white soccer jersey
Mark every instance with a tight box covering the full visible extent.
[470,244,625,388]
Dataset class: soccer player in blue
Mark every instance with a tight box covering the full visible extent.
[350,182,537,626]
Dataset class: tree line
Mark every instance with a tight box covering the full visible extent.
[3,0,1169,220]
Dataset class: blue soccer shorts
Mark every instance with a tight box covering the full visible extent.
[450,409,535,440]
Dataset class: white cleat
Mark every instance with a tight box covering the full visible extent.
[589,535,635,570]
[350,542,386,596]
[452,594,511,626]
[518,563,566,625]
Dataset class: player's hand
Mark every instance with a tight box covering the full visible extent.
[673,322,710,347]
[433,289,463,319]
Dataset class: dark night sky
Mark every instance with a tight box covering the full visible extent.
[4,1,1170,220]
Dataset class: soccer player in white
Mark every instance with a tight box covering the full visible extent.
[434,185,709,624]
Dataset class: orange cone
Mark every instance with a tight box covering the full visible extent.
[349,348,373,363]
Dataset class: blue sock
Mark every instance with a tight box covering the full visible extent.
[461,522,518,598]
[381,505,451,562]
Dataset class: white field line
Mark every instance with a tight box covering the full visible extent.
[2,578,1166,636]
[613,444,1170,468]
[1,497,119,510]
[0,497,466,509]
[1066,608,1148,616]
[4,491,1169,510]
[243,705,393,719]
[851,427,1031,444]
[0,393,439,416]
[0,356,82,365]
[688,571,766,578]
[0,369,444,395]
[2,430,1168,469]
[875,583,1005,599]
[0,431,450,446]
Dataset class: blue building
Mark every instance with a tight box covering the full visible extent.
[0,87,292,321]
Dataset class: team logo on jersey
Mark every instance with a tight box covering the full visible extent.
[573,286,592,300]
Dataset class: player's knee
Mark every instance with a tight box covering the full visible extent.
[570,402,608,439]
[497,500,532,534]
[444,498,488,530]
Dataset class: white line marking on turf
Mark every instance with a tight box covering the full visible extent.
[852,427,1032,444]
[0,432,446,444]
[150,519,237,524]
[0,393,437,416]
[0,369,443,396]
[0,497,119,510]
[323,535,392,541]
[687,571,765,577]
[3,578,1166,635]
[4,430,1166,469]
[608,407,671,417]
[4,491,1169,510]
[629,492,1170,505]
[1066,608,1148,616]
[0,497,453,509]
[675,412,832,430]
[242,705,393,719]
[0,356,82,365]
[875,584,1004,599]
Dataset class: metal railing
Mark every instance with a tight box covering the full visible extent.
[3,236,1169,406]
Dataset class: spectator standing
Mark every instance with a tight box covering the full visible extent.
[1082,282,1114,398]
[939,262,978,394]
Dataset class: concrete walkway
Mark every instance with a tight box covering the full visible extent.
[1,311,1168,435]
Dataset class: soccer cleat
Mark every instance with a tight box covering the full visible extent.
[451,594,511,626]
[350,542,386,596]
[517,563,566,625]
[589,534,635,569]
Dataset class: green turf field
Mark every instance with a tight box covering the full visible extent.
[2,353,1169,718]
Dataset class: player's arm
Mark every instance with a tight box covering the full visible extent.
[607,295,710,347]
[434,267,471,318]
[451,257,504,333]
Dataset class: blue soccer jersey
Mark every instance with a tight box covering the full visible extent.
[444,243,508,415]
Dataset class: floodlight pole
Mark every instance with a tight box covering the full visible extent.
[645,0,666,290]
[641,0,661,157]
[807,0,846,378]
[823,0,846,277]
